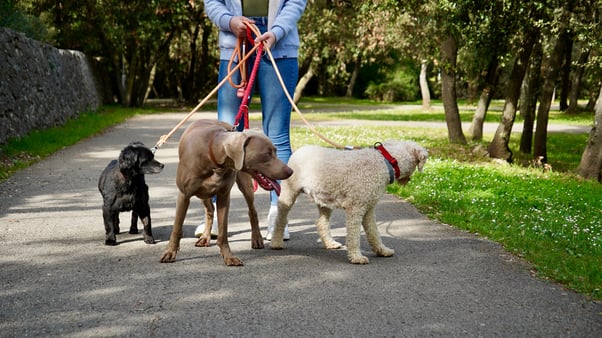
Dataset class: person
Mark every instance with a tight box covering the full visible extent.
[196,0,307,240]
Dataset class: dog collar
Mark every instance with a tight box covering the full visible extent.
[374,142,400,184]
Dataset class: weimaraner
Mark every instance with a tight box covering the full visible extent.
[160,119,292,266]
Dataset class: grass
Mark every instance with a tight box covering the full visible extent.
[0,105,158,180]
[293,98,595,125]
[1,99,600,299]
[390,160,601,299]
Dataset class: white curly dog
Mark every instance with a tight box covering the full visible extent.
[270,140,428,264]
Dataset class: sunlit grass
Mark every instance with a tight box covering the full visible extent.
[292,100,594,125]
[390,159,601,299]
[0,105,156,180]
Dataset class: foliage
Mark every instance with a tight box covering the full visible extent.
[363,60,420,102]
[0,0,48,41]
[298,0,411,96]
[25,0,192,107]
[14,0,602,113]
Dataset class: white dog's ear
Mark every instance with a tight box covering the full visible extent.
[414,147,428,172]
[223,133,248,170]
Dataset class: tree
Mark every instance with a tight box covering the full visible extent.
[163,0,216,103]
[468,57,497,140]
[296,0,409,100]
[519,41,543,154]
[488,28,538,161]
[428,0,474,145]
[440,34,466,144]
[534,5,573,162]
[576,84,602,181]
[566,47,590,114]
[463,0,514,141]
[30,0,189,107]
[419,60,431,111]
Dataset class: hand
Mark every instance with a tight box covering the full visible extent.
[230,16,254,38]
[255,31,276,49]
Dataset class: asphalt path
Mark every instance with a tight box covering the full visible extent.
[0,112,600,337]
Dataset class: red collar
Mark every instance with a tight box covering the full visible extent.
[374,142,400,183]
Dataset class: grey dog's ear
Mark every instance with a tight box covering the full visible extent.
[223,132,248,170]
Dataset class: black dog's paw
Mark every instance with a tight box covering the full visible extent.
[129,228,139,234]
[144,237,156,244]
[105,239,117,246]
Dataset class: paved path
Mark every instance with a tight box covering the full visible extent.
[0,112,600,337]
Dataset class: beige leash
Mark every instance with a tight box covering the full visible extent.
[152,23,348,153]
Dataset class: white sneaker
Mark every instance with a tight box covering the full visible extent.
[265,205,289,241]
[195,202,218,238]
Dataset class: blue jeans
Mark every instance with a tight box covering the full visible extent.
[216,29,297,205]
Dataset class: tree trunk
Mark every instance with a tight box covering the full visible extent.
[419,59,431,111]
[519,41,543,154]
[576,85,602,182]
[534,36,570,162]
[566,48,590,114]
[440,35,466,144]
[469,57,498,140]
[488,32,536,161]
[143,63,157,104]
[345,59,360,98]
[112,54,126,106]
[585,88,597,111]
[469,88,492,140]
[294,63,315,104]
[183,23,200,102]
[558,33,573,111]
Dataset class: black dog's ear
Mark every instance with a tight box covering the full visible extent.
[119,146,138,170]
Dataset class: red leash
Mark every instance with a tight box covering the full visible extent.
[233,27,264,130]
[233,26,264,192]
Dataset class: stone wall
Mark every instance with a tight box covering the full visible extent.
[0,28,111,144]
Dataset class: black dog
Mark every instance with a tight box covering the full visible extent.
[98,142,164,245]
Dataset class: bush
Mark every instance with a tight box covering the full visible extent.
[364,63,419,102]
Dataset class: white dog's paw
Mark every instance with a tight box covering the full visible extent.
[349,254,369,264]
[270,240,284,250]
[377,246,395,257]
[324,240,342,250]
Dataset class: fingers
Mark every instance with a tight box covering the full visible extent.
[230,18,276,49]
[230,16,254,37]
[255,32,276,49]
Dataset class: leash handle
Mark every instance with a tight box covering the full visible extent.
[152,22,354,153]
[151,41,262,153]
[234,26,264,130]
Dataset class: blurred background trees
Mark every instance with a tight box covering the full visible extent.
[3,0,602,174]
